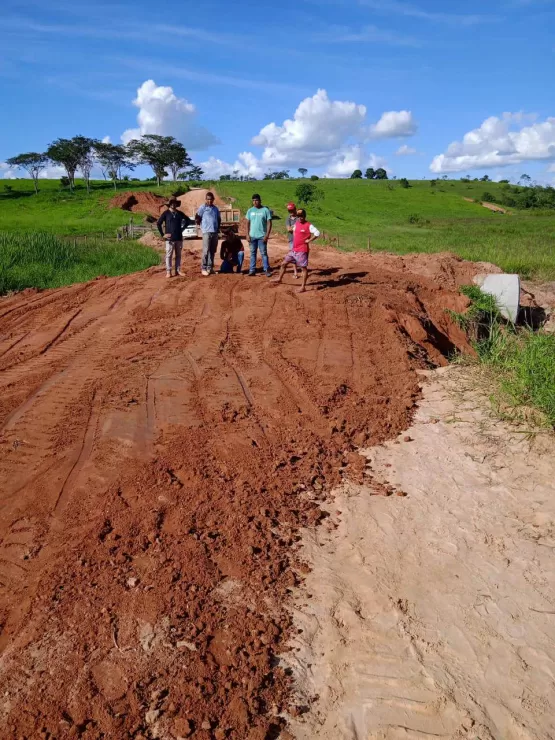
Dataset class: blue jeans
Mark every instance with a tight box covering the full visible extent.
[220,252,244,273]
[249,238,270,274]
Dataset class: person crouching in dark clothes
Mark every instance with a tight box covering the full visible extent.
[219,229,245,274]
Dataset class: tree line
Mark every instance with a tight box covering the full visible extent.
[351,167,388,180]
[6,134,204,194]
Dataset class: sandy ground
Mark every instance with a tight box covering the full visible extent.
[287,366,555,740]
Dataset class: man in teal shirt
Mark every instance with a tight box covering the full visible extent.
[246,194,272,276]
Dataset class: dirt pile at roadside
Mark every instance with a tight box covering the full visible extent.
[110,189,229,220]
[0,251,474,737]
[139,231,165,249]
[110,191,167,217]
[178,188,226,213]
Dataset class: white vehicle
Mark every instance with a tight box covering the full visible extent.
[182,223,198,240]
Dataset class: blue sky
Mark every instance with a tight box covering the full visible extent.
[1,0,554,182]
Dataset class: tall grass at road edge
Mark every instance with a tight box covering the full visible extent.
[0,231,159,295]
[456,286,555,428]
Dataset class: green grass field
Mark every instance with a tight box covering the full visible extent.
[2,177,555,282]
[455,286,555,428]
[0,232,159,295]
[216,179,555,280]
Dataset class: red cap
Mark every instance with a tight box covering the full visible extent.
[286,202,296,210]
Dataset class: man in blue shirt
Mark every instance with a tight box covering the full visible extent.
[195,192,221,277]
[246,194,272,277]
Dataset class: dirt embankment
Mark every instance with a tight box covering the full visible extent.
[463,196,507,213]
[0,249,479,738]
[110,192,168,218]
[110,189,228,220]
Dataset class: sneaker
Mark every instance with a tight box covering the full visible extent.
[265,270,273,278]
[201,270,209,277]
[166,271,172,279]
[176,270,184,277]
[209,269,216,275]
[248,272,256,277]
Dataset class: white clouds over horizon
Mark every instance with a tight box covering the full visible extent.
[121,80,219,151]
[201,89,414,178]
[366,110,417,139]
[430,113,555,173]
[324,147,387,177]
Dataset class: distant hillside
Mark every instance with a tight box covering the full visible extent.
[1,178,554,279]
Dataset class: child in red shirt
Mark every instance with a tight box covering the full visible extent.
[273,209,320,293]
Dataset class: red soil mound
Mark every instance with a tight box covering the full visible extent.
[110,189,229,219]
[178,188,226,214]
[110,191,167,218]
[0,250,475,737]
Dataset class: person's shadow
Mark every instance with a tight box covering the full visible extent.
[315,271,368,290]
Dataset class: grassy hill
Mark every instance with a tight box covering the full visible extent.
[2,177,555,280]
[217,179,555,280]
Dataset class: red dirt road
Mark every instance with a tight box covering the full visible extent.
[0,245,473,738]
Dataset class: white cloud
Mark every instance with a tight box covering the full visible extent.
[324,146,387,178]
[101,135,111,144]
[39,165,67,179]
[121,79,219,151]
[396,144,418,155]
[251,89,367,169]
[366,110,417,139]
[548,163,555,172]
[202,89,403,179]
[0,162,18,179]
[430,113,555,173]
[0,161,66,180]
[200,152,264,180]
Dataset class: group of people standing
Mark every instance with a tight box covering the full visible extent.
[157,192,320,292]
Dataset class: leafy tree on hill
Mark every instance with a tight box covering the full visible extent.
[310,175,319,180]
[5,152,49,194]
[73,136,98,194]
[365,167,375,179]
[374,168,388,180]
[180,165,204,181]
[264,170,290,180]
[47,136,95,192]
[295,182,324,206]
[351,169,363,179]
[480,174,491,182]
[166,139,192,182]
[520,174,531,184]
[399,177,410,188]
[126,134,188,186]
[93,142,135,190]
[298,167,308,178]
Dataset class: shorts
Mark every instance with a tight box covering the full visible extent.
[284,250,309,269]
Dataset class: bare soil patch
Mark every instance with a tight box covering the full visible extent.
[289,366,555,739]
[0,249,493,737]
[463,196,507,214]
[110,191,168,218]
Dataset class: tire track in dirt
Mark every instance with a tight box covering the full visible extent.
[0,253,478,738]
